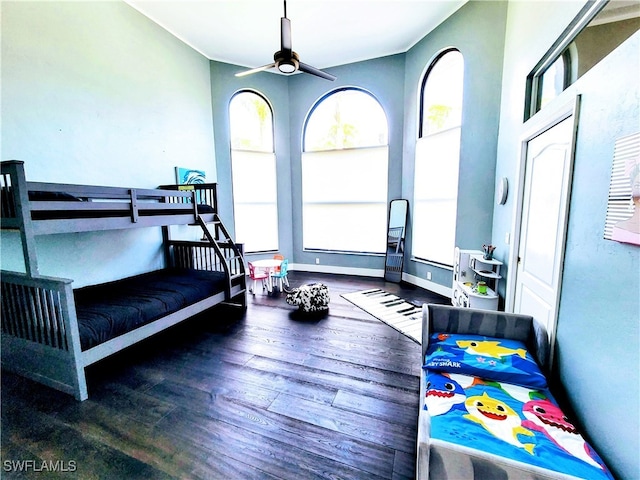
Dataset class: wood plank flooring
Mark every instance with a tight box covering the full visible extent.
[1,272,448,480]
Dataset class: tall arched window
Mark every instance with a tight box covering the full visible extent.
[302,88,389,253]
[229,90,278,253]
[413,49,464,266]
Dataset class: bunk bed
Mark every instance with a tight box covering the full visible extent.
[0,160,247,401]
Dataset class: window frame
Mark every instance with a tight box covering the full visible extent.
[413,48,464,267]
[229,89,279,254]
[301,87,390,254]
[418,48,463,139]
[302,86,389,152]
[525,0,611,121]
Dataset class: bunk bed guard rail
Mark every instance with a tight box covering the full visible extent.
[0,160,216,237]
[1,271,87,399]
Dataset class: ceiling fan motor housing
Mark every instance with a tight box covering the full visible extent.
[275,50,299,74]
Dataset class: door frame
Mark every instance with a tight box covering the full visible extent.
[505,95,581,362]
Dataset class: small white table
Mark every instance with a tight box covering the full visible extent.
[250,258,284,292]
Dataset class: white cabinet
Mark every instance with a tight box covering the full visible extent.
[452,248,503,311]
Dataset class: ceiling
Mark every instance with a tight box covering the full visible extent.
[125,0,468,74]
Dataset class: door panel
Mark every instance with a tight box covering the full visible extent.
[518,136,568,294]
[513,98,579,367]
[516,283,553,335]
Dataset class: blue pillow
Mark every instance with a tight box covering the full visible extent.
[423,333,547,389]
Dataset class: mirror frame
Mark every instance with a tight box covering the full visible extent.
[384,199,409,282]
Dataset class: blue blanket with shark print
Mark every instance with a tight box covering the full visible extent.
[424,371,613,479]
[424,332,548,389]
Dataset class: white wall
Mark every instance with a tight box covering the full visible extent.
[1,1,215,286]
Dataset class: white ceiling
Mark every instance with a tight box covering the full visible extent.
[125,0,468,73]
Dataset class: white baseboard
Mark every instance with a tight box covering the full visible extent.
[290,263,452,299]
[290,263,384,278]
[401,272,452,299]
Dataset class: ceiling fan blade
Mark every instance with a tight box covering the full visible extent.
[235,63,276,77]
[298,62,336,81]
[281,17,292,51]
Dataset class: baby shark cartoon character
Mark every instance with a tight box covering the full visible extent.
[456,339,527,360]
[464,392,535,454]
[522,399,603,470]
[425,374,465,416]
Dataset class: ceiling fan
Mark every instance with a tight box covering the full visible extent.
[235,0,336,81]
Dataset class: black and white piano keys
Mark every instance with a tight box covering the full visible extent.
[352,289,423,343]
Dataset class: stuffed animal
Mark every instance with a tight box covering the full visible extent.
[285,283,330,313]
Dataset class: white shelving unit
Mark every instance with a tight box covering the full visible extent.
[452,248,503,311]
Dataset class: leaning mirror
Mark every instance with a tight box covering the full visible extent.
[384,199,409,282]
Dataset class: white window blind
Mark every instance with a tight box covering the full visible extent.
[302,146,388,253]
[302,88,389,254]
[413,131,460,265]
[413,49,464,266]
[231,150,279,252]
[229,91,278,253]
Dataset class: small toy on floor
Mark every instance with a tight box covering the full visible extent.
[285,283,330,313]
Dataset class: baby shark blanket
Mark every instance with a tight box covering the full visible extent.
[423,371,614,479]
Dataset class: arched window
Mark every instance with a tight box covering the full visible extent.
[229,90,278,253]
[302,88,389,253]
[413,49,464,266]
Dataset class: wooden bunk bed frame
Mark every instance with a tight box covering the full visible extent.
[0,160,247,401]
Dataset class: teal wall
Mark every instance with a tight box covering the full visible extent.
[209,61,292,255]
[288,55,406,272]
[211,2,507,287]
[0,1,215,287]
[402,1,508,290]
[210,55,407,273]
[493,2,639,477]
[1,1,638,476]
[555,35,639,475]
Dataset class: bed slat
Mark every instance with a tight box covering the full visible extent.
[1,271,87,400]
[1,276,70,350]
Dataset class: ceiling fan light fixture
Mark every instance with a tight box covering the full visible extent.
[278,61,297,73]
[276,52,299,74]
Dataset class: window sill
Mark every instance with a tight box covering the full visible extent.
[411,256,453,271]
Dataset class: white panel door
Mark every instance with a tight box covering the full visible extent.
[514,102,578,366]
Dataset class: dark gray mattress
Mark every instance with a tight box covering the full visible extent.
[74,268,226,350]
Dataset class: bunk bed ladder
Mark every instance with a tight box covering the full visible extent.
[195,215,247,305]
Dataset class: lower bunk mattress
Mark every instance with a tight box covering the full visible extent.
[74,268,226,350]
[423,370,613,479]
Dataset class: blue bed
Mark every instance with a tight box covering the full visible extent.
[417,305,613,479]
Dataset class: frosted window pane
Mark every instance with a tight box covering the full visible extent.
[422,51,464,135]
[229,91,273,152]
[231,150,278,252]
[414,49,463,266]
[413,130,460,265]
[305,89,388,152]
[302,147,389,253]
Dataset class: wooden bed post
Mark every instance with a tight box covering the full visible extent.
[2,161,40,277]
[0,271,88,401]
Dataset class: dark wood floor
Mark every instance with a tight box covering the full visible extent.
[1,272,448,480]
